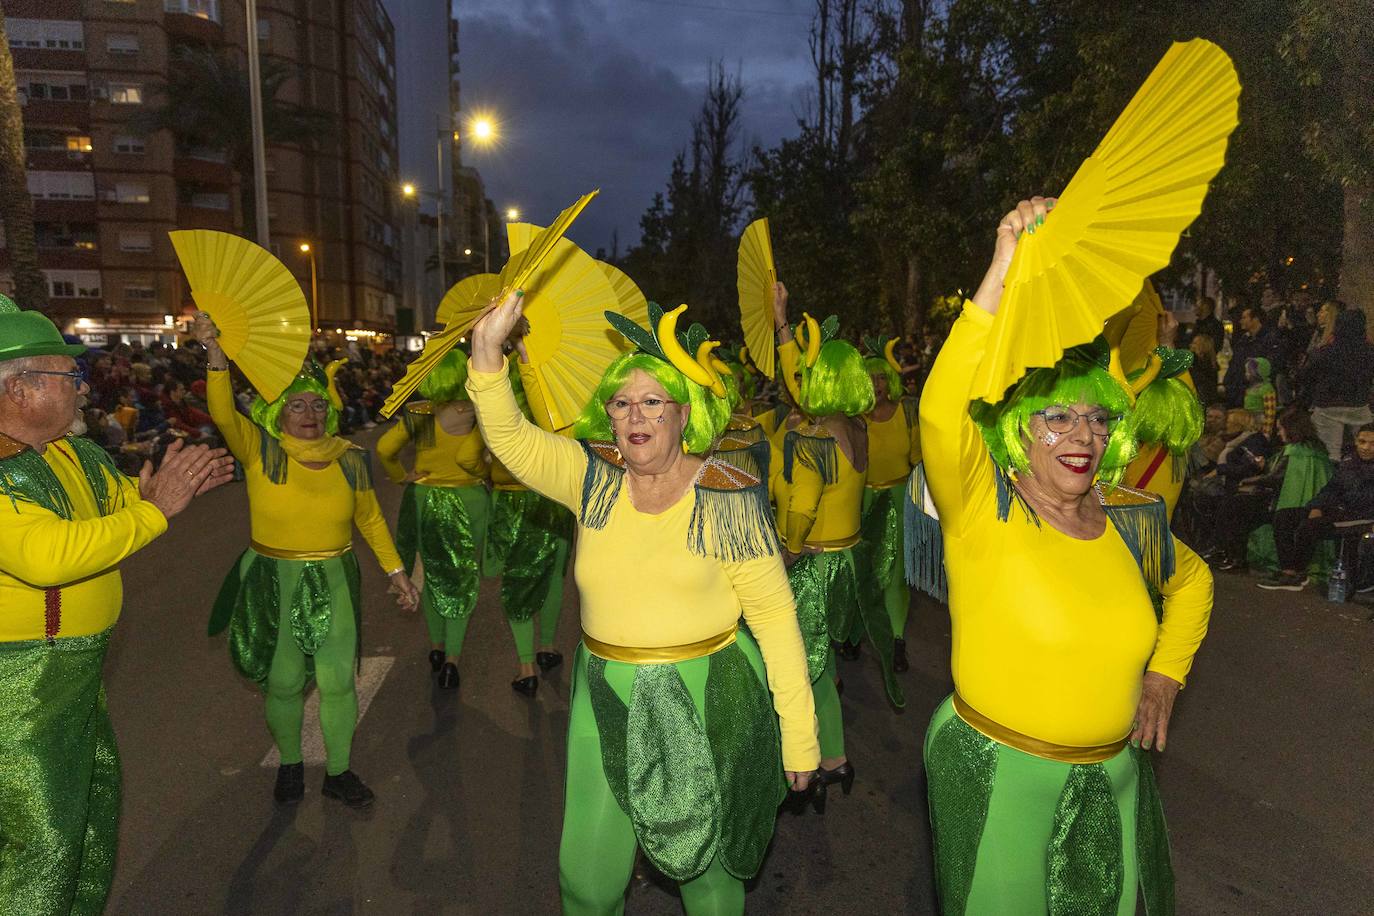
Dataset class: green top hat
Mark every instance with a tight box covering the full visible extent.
[0,294,86,362]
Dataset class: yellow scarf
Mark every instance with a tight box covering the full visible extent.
[280,433,354,465]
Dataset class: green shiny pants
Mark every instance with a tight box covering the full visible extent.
[0,632,119,916]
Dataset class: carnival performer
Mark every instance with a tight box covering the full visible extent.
[482,355,572,695]
[195,314,418,809]
[1121,308,1203,519]
[376,349,489,691]
[914,197,1213,914]
[0,296,233,914]
[861,339,922,672]
[466,292,817,915]
[772,283,902,813]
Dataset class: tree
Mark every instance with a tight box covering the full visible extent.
[135,45,333,235]
[0,6,48,312]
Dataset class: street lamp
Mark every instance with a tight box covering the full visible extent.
[505,207,521,221]
[402,182,416,199]
[298,242,318,330]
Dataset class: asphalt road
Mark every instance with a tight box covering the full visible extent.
[99,426,1374,915]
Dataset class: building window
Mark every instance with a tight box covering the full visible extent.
[109,83,143,105]
[124,285,157,302]
[36,222,98,250]
[114,182,151,204]
[7,20,85,51]
[164,0,221,24]
[119,230,152,252]
[189,192,230,210]
[106,34,140,55]
[46,271,102,299]
[113,135,145,155]
[18,72,89,103]
[66,135,93,154]
[27,171,96,200]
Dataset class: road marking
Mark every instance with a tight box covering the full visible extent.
[261,655,395,767]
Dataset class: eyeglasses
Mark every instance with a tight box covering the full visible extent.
[20,369,84,387]
[285,399,330,415]
[1033,406,1120,437]
[605,396,675,420]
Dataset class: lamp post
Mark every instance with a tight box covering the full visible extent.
[298,242,317,330]
[245,0,269,245]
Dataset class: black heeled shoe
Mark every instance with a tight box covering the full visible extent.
[511,675,539,696]
[836,640,861,661]
[437,662,460,690]
[273,762,304,806]
[781,783,814,816]
[811,761,856,813]
[428,649,445,673]
[892,638,909,673]
[535,650,563,672]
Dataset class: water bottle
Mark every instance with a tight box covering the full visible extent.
[1327,557,1348,603]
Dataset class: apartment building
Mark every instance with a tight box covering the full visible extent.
[4,0,403,343]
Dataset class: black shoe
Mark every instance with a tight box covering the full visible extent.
[273,762,304,806]
[1213,557,1244,572]
[836,640,861,661]
[781,782,815,816]
[428,649,445,673]
[1257,573,1309,592]
[437,662,460,690]
[810,760,856,815]
[535,650,563,672]
[321,769,374,808]
[892,638,909,673]
[511,675,539,696]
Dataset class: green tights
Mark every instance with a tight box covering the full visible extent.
[264,560,357,777]
[506,535,568,663]
[814,653,845,760]
[558,648,745,915]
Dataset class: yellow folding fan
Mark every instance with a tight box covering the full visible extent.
[381,191,599,418]
[969,38,1240,405]
[737,218,777,380]
[169,230,312,401]
[434,273,501,329]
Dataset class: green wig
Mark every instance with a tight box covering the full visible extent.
[1131,375,1203,456]
[863,356,901,402]
[251,366,339,439]
[971,352,1137,487]
[719,365,743,412]
[572,351,730,454]
[418,349,470,403]
[801,340,874,418]
[725,360,757,401]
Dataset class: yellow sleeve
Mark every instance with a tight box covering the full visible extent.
[782,450,822,553]
[778,339,802,405]
[918,302,996,537]
[466,367,586,511]
[375,421,411,484]
[0,496,167,587]
[1147,539,1213,686]
[726,555,819,770]
[206,369,261,463]
[352,486,404,573]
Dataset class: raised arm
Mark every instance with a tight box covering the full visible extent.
[194,314,261,462]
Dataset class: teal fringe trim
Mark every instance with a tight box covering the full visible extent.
[993,463,1039,525]
[903,463,948,603]
[783,430,838,485]
[688,477,779,562]
[402,406,436,448]
[1103,498,1176,588]
[339,448,374,492]
[0,436,125,519]
[579,441,625,530]
[902,396,920,430]
[259,434,289,484]
[712,438,770,482]
[68,435,124,515]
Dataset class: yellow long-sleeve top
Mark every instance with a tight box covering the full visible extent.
[208,371,403,572]
[0,437,167,641]
[376,402,487,487]
[466,366,819,770]
[782,424,867,552]
[920,302,1213,748]
[866,399,921,488]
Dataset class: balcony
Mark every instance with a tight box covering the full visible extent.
[18,99,90,129]
[176,204,235,232]
[11,48,85,73]
[34,198,97,222]
[173,151,233,185]
[164,0,223,42]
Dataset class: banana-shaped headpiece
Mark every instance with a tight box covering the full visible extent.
[882,338,902,375]
[324,358,348,410]
[657,304,728,398]
[794,313,821,368]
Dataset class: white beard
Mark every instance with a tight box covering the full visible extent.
[67,394,89,437]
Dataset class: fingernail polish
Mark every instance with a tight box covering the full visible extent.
[1036,214,1045,226]
[1027,224,1036,235]
[515,290,524,298]
[1142,739,1152,750]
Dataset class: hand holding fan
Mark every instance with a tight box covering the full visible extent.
[969,38,1240,405]
[737,218,777,379]
[169,230,312,401]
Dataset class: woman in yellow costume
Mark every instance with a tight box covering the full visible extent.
[376,349,489,691]
[861,336,922,672]
[196,315,418,809]
[910,198,1213,913]
[772,283,903,813]
[466,293,816,915]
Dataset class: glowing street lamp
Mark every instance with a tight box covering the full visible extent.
[470,115,496,145]
[401,182,416,198]
[505,207,521,221]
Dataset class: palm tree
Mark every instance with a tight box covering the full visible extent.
[0,6,49,312]
[135,46,334,235]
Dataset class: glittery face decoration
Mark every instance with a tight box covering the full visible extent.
[1039,428,1061,447]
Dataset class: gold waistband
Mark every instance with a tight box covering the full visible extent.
[493,482,526,492]
[867,476,908,490]
[953,694,1127,764]
[250,541,351,561]
[582,626,738,664]
[803,532,861,551]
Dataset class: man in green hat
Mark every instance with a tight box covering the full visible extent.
[0,293,234,914]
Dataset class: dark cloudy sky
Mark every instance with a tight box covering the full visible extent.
[392,0,815,253]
